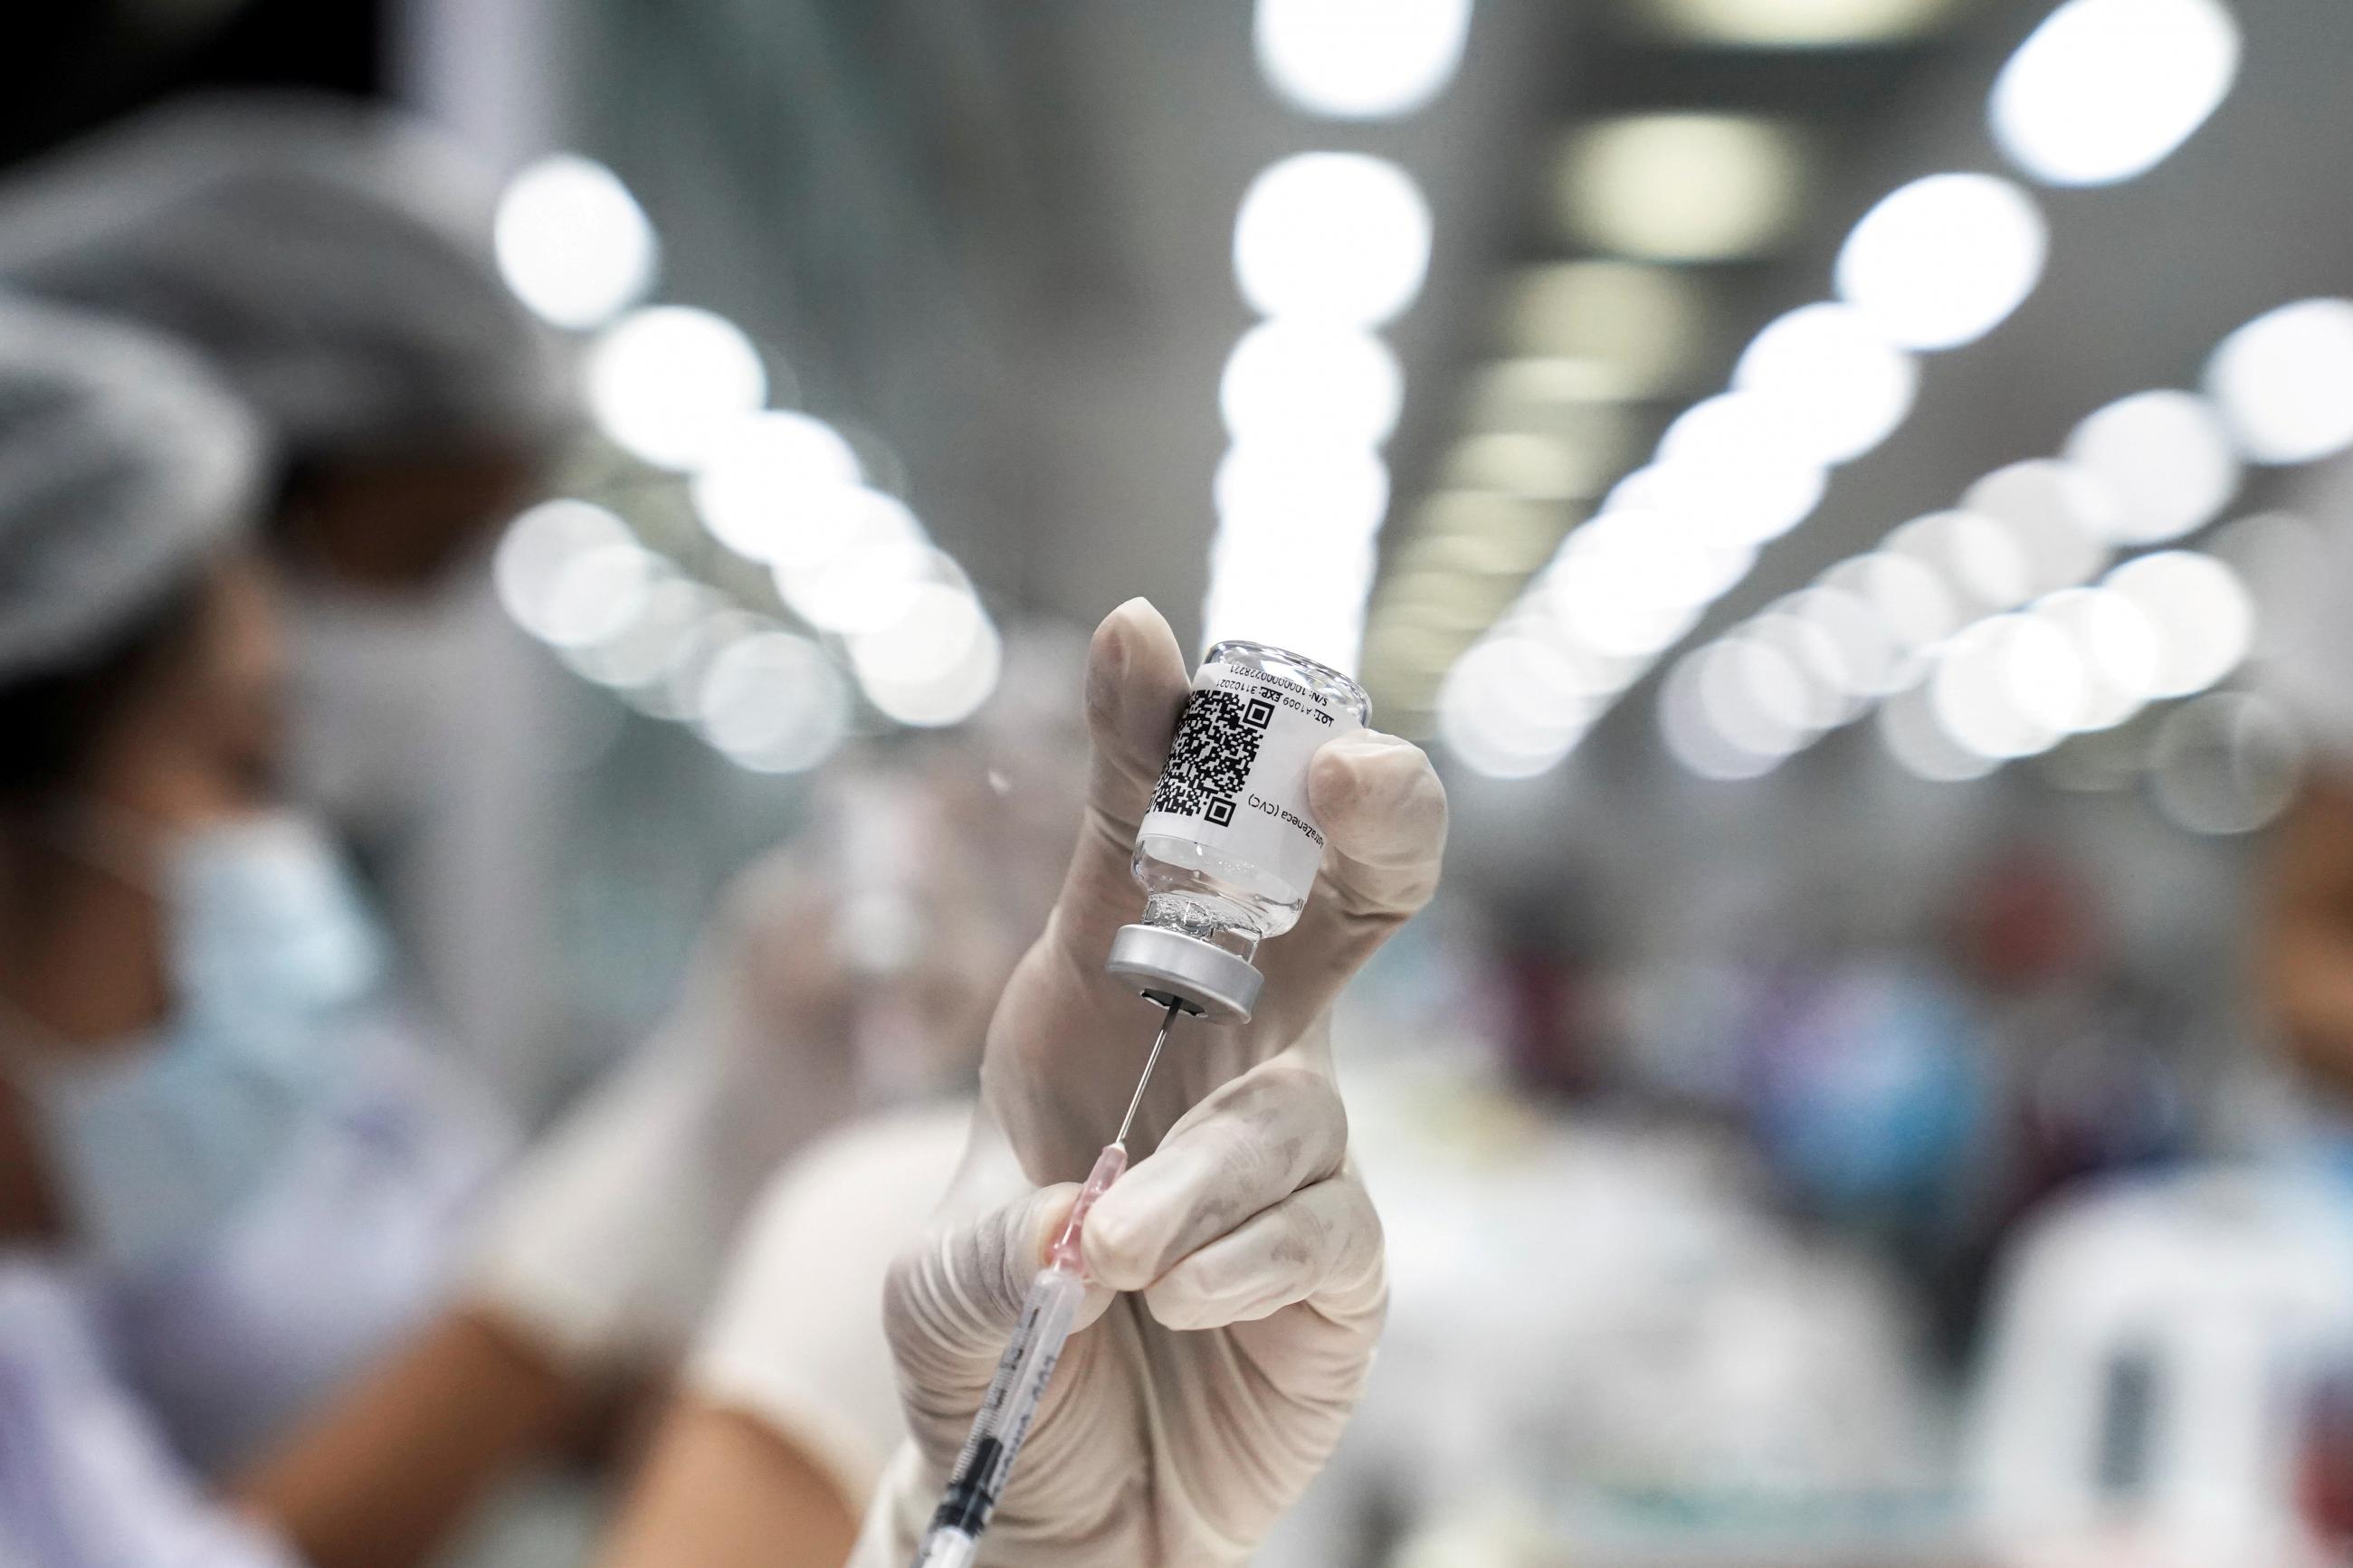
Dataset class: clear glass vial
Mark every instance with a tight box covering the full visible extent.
[1110,641,1369,1021]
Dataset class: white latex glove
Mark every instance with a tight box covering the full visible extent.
[463,854,863,1381]
[852,599,1448,1567]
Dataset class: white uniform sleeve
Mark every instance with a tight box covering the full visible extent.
[0,1264,305,1568]
[685,1102,972,1509]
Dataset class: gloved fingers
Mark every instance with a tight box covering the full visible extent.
[1253,732,1447,1041]
[1140,1174,1382,1331]
[1080,1053,1348,1294]
[881,1183,1115,1411]
[1044,598,1196,974]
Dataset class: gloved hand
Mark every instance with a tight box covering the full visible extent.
[852,598,1447,1566]
[463,853,863,1383]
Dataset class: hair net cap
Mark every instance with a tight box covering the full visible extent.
[0,92,576,463]
[0,294,267,682]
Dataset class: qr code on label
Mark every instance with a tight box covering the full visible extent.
[1149,689,1274,824]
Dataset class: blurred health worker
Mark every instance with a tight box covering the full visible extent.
[0,292,841,1568]
[0,92,586,1119]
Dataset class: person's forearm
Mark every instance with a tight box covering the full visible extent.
[595,1396,861,1568]
[228,1307,591,1568]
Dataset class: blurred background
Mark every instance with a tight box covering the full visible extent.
[7,0,2353,1563]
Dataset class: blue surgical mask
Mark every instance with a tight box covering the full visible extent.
[8,811,387,1270]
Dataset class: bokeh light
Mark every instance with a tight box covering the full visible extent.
[1662,645,1782,782]
[562,575,721,693]
[1214,441,1392,552]
[1929,615,2071,759]
[1880,679,1999,782]
[1824,551,1960,653]
[1253,0,1473,119]
[1834,173,2047,350]
[2102,549,2254,698]
[690,411,864,563]
[1608,455,1826,550]
[1733,301,1918,465]
[775,526,940,637]
[1220,319,1405,448]
[1788,584,1904,698]
[2060,390,2238,545]
[853,585,1004,727]
[1646,0,1956,47]
[2203,299,2353,464]
[1233,152,1433,327]
[493,154,659,330]
[1988,0,2240,187]
[494,499,637,642]
[1557,113,1806,262]
[586,305,767,470]
[2031,585,2162,731]
[694,630,851,772]
[1960,461,2113,597]
[1440,643,1587,779]
[1498,261,1710,398]
[536,543,662,651]
[1888,508,2033,614]
[2148,691,2303,835]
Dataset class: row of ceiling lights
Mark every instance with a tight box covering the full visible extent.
[484,152,1002,774]
[1197,0,1472,676]
[1659,295,2353,834]
[1378,0,2259,789]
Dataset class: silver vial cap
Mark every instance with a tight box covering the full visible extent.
[1105,924,1262,1025]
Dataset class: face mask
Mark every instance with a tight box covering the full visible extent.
[10,812,387,1270]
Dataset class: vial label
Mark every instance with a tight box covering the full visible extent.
[1140,657,1363,898]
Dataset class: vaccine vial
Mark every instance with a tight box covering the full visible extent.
[1106,641,1369,1022]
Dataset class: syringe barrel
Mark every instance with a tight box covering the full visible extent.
[923,1263,1087,1544]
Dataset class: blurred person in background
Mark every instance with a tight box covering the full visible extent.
[0,293,544,1566]
[0,291,1106,1568]
[0,91,589,1122]
[1251,885,1948,1568]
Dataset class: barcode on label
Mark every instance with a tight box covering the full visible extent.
[1148,689,1273,825]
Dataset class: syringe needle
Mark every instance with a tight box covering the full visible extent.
[1114,995,1183,1148]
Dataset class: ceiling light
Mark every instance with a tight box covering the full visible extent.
[1253,0,1474,119]
[1879,680,1999,782]
[1557,113,1806,262]
[2102,549,2254,697]
[690,411,864,563]
[586,306,767,470]
[1834,173,2046,350]
[494,154,658,331]
[1646,0,1956,48]
[1214,441,1392,552]
[1989,0,2240,187]
[1234,152,1433,327]
[2061,390,2239,544]
[2203,299,2353,464]
[695,631,850,772]
[1960,460,2114,596]
[1497,261,1710,397]
[1732,301,1918,465]
[1220,319,1405,448]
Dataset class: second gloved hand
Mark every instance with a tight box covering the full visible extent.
[853,599,1447,1567]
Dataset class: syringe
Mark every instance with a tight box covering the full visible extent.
[908,997,1184,1568]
